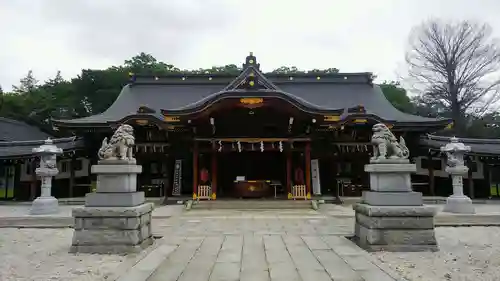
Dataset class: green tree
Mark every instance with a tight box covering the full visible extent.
[271,66,306,74]
[188,64,241,75]
[124,52,179,75]
[379,81,415,114]
[309,68,339,74]
[12,70,38,94]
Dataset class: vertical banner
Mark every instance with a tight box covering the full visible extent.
[311,159,321,195]
[172,159,183,196]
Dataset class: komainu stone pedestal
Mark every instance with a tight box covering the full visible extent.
[354,159,438,252]
[353,204,438,252]
[70,203,154,254]
[71,160,153,254]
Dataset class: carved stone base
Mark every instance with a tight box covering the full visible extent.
[30,196,59,215]
[92,163,142,193]
[443,195,475,214]
[85,192,145,207]
[353,203,438,252]
[70,203,154,254]
[364,163,416,192]
[362,191,423,206]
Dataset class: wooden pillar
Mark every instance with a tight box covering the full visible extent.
[30,159,37,200]
[305,142,312,199]
[468,159,475,199]
[286,150,292,199]
[211,144,217,200]
[69,155,76,198]
[163,152,169,200]
[428,154,435,196]
[193,142,198,200]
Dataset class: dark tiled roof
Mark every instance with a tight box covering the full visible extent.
[0,137,85,159]
[276,83,440,123]
[421,134,500,155]
[54,53,449,128]
[55,76,447,127]
[0,117,51,141]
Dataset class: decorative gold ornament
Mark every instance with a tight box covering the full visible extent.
[135,119,149,126]
[164,116,180,122]
[324,115,340,122]
[249,81,255,86]
[353,119,367,123]
[240,97,263,105]
[211,193,216,200]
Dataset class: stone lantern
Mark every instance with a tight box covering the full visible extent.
[441,137,475,214]
[30,138,63,215]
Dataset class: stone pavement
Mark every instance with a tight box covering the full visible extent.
[116,209,399,281]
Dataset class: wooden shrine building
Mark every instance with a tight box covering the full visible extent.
[53,53,451,200]
[0,118,85,200]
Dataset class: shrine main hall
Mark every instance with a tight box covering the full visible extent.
[48,53,466,201]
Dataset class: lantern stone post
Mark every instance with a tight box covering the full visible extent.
[441,137,475,214]
[30,138,62,215]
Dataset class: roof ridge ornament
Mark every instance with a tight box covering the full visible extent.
[243,52,260,70]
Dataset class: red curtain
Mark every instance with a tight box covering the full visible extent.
[294,167,304,185]
[200,168,209,183]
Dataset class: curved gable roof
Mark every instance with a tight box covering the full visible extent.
[0,118,51,141]
[53,54,449,128]
[421,134,500,155]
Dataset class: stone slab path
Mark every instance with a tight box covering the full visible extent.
[115,210,399,281]
[141,234,396,281]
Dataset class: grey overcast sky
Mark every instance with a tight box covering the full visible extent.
[1,0,500,91]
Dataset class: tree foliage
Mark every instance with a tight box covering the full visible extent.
[379,81,415,114]
[0,53,352,135]
[1,51,499,138]
[406,19,500,135]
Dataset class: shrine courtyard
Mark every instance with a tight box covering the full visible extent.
[0,202,500,281]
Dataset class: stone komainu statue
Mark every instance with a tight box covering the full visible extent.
[98,124,135,161]
[371,123,409,160]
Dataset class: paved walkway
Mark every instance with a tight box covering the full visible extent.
[116,209,398,281]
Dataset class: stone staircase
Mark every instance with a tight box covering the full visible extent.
[191,199,314,210]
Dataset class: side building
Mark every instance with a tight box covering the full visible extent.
[0,117,88,200]
[54,53,452,200]
[419,134,500,199]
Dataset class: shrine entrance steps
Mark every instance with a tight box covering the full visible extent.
[191,199,313,210]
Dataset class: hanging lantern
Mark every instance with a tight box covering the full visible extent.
[237,141,242,153]
[218,140,223,152]
[260,141,264,152]
[279,141,283,152]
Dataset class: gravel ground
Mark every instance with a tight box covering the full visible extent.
[0,228,134,281]
[372,227,500,281]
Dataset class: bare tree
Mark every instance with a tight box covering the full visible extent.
[406,19,500,135]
